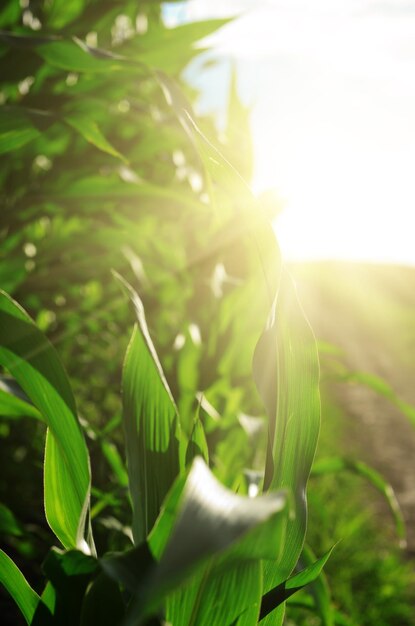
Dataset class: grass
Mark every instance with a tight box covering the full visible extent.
[286,261,415,624]
[292,384,415,626]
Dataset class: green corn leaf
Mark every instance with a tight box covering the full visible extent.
[45,0,86,29]
[36,39,124,73]
[0,2,20,28]
[133,19,231,72]
[64,114,127,162]
[177,326,202,434]
[0,549,42,624]
[80,572,125,626]
[43,548,98,580]
[259,547,334,621]
[0,29,61,47]
[119,276,181,545]
[165,561,262,626]
[100,440,129,489]
[152,457,288,574]
[155,76,244,205]
[40,582,56,615]
[124,457,289,625]
[185,411,209,467]
[47,175,204,213]
[100,541,156,595]
[253,270,321,625]
[0,384,42,420]
[0,291,91,550]
[0,107,40,155]
[224,66,254,181]
[312,456,406,547]
[294,543,334,626]
[153,19,232,55]
[42,548,98,625]
[159,98,281,308]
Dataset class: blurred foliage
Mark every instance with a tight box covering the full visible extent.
[301,389,415,626]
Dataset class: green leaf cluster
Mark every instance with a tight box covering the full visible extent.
[0,277,326,624]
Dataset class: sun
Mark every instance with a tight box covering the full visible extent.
[251,102,412,266]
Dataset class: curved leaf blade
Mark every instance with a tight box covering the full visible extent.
[0,291,90,549]
[253,270,321,624]
[36,40,123,73]
[0,549,41,624]
[259,547,334,621]
[294,543,334,626]
[0,385,42,420]
[120,278,181,544]
[64,114,127,162]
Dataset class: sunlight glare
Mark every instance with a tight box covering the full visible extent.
[166,0,415,266]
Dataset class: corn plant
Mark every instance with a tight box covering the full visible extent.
[0,2,333,624]
[0,258,329,625]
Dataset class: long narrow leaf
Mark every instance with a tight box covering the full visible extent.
[253,270,321,625]
[296,543,334,626]
[0,385,42,420]
[36,40,124,73]
[64,114,126,162]
[0,30,61,47]
[0,549,41,624]
[0,291,91,550]
[259,547,334,621]
[119,277,181,544]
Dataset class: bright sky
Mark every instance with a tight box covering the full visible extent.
[164,1,415,265]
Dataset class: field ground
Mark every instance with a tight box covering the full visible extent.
[290,261,415,552]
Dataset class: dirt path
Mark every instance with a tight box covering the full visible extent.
[290,261,415,551]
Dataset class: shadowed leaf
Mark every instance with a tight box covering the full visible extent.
[0,549,46,624]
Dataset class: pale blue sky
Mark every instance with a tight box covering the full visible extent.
[164,1,415,265]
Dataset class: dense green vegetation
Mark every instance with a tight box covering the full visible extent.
[0,1,414,625]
